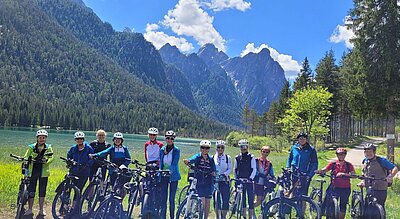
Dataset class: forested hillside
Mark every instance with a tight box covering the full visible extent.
[0,0,229,137]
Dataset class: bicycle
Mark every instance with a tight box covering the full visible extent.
[262,168,321,219]
[227,178,253,219]
[309,173,339,219]
[10,154,32,219]
[350,174,386,219]
[52,157,81,219]
[175,175,204,219]
[78,157,112,218]
[178,166,194,205]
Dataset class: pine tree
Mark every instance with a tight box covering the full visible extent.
[293,57,314,92]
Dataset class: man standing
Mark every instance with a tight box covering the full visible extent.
[286,132,318,197]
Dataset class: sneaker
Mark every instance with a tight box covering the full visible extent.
[38,209,47,216]
[24,209,33,216]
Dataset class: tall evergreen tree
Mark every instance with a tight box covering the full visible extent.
[293,57,314,92]
[348,0,400,162]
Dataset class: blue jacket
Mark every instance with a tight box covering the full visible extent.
[286,143,318,178]
[67,143,94,177]
[95,145,131,167]
[159,145,181,182]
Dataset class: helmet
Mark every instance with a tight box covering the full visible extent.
[216,140,226,146]
[74,131,85,139]
[148,127,159,135]
[336,148,347,154]
[113,132,124,139]
[200,140,212,147]
[364,143,376,151]
[165,130,176,137]
[119,164,128,170]
[36,129,48,137]
[296,132,308,139]
[238,139,249,147]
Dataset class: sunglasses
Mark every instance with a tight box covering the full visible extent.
[262,150,270,154]
[217,146,225,149]
[201,146,210,150]
[336,153,346,155]
[149,134,156,136]
[165,137,174,140]
[75,138,84,141]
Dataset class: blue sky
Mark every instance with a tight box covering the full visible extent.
[82,0,355,79]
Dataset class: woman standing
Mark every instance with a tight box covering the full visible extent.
[23,130,54,216]
[184,140,216,219]
[213,140,232,219]
[159,130,181,219]
[254,146,275,209]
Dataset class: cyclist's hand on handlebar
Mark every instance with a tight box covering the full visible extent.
[386,175,393,184]
[336,172,346,178]
[183,159,189,165]
[89,154,94,159]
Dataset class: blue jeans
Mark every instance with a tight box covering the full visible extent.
[160,179,178,219]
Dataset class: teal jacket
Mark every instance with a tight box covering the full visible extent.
[159,145,181,182]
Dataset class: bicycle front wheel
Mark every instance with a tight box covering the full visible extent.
[262,197,301,219]
[325,197,339,219]
[52,185,80,219]
[176,196,204,219]
[79,182,102,218]
[292,196,320,219]
[350,192,362,219]
[178,185,189,205]
[93,197,123,219]
[15,184,28,219]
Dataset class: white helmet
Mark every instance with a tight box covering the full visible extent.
[165,130,176,137]
[200,140,212,147]
[148,127,159,135]
[238,139,249,147]
[36,129,48,137]
[113,132,124,139]
[74,131,85,139]
[216,140,226,146]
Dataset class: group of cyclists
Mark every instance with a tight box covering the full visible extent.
[18,128,398,218]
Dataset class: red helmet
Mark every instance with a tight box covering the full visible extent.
[336,148,347,154]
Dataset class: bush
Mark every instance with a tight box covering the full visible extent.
[225,131,290,152]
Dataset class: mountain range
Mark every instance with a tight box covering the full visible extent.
[0,0,287,136]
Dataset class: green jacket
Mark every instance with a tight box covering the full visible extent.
[24,143,54,177]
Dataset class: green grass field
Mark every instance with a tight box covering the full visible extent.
[0,128,399,218]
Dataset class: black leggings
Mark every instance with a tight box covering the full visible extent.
[28,177,48,198]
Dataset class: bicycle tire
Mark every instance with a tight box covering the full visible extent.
[227,189,237,219]
[15,184,28,219]
[350,193,362,219]
[93,197,123,219]
[262,197,301,219]
[52,184,80,219]
[309,189,321,206]
[374,203,385,219]
[176,196,204,219]
[328,197,340,219]
[126,184,139,219]
[213,187,223,218]
[235,192,243,219]
[79,182,100,218]
[178,185,189,205]
[141,193,159,218]
[292,196,321,219]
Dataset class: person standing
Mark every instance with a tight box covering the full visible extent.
[286,132,318,197]
[315,148,356,219]
[144,127,164,165]
[184,140,216,219]
[213,140,232,219]
[89,129,111,180]
[254,146,275,209]
[23,130,54,216]
[234,139,257,219]
[361,143,398,214]
[159,130,181,219]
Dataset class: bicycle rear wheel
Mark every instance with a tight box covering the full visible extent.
[350,192,362,219]
[93,197,123,219]
[15,185,28,219]
[176,196,203,219]
[325,197,339,219]
[79,182,102,218]
[293,196,320,219]
[262,197,301,219]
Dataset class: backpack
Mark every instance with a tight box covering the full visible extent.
[362,156,392,187]
[212,154,229,166]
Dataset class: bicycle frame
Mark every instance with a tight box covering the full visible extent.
[182,177,199,217]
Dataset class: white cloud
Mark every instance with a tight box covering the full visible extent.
[201,0,251,11]
[241,43,301,80]
[330,16,355,49]
[162,0,226,52]
[143,23,194,52]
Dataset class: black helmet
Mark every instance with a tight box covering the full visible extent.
[296,132,308,139]
[363,143,376,151]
